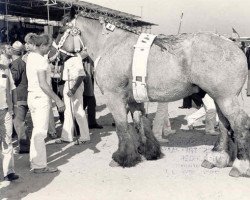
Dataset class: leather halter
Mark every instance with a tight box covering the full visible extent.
[53,18,85,57]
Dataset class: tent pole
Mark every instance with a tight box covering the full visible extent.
[5,0,9,43]
[47,0,50,23]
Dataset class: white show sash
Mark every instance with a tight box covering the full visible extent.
[132,33,156,103]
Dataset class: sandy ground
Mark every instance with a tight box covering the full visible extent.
[1,82,250,200]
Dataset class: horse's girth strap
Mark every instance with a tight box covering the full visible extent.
[132,33,157,103]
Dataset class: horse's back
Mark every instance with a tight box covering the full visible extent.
[146,32,247,101]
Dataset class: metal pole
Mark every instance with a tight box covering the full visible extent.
[177,12,184,34]
[5,0,9,43]
[47,0,50,23]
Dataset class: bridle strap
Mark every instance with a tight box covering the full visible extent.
[55,16,85,57]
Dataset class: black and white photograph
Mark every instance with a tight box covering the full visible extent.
[1,0,250,199]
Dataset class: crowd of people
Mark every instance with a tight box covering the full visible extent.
[0,32,103,181]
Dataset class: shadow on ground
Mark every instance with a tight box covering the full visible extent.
[0,118,114,200]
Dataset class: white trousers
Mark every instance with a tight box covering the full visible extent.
[61,82,89,142]
[152,103,172,136]
[0,109,15,176]
[28,93,50,169]
[187,94,218,126]
[48,107,56,134]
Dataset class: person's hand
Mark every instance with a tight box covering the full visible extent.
[8,108,14,118]
[55,99,65,112]
[67,88,76,97]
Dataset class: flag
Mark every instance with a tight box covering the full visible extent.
[180,12,184,19]
[232,27,240,37]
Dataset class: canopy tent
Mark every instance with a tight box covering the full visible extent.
[0,0,157,28]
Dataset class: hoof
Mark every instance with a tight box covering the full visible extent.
[109,160,120,167]
[230,158,250,177]
[112,149,141,167]
[229,168,241,177]
[203,151,230,168]
[201,160,215,169]
[143,138,162,160]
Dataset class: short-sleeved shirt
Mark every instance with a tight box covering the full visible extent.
[26,52,50,97]
[62,54,85,81]
[0,65,16,109]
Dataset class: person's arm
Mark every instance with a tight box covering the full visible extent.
[67,55,86,97]
[37,70,65,112]
[67,76,84,97]
[6,71,16,115]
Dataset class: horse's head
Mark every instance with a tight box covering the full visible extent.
[50,8,85,61]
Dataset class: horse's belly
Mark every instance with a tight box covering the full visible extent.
[147,81,194,102]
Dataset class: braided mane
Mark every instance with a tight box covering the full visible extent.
[61,10,186,52]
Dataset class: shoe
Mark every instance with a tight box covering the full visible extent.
[163,129,176,137]
[33,166,58,174]
[179,106,191,109]
[55,139,71,144]
[49,132,58,139]
[89,124,103,129]
[19,149,30,154]
[4,173,19,181]
[206,131,220,135]
[74,139,91,145]
[188,125,194,130]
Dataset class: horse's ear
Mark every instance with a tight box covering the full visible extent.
[70,7,76,19]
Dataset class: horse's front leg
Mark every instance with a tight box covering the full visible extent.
[106,92,141,167]
[129,102,161,160]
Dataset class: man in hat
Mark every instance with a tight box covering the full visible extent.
[9,41,30,154]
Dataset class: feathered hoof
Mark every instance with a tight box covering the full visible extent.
[112,149,141,167]
[229,168,241,177]
[109,160,120,167]
[229,159,250,178]
[143,138,162,160]
[201,160,215,169]
[203,151,230,168]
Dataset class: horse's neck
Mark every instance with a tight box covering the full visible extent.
[78,17,137,60]
[96,29,136,57]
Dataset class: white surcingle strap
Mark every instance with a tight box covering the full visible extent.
[132,33,157,103]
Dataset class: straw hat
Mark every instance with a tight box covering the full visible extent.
[11,41,24,54]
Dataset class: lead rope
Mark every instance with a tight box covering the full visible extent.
[67,69,79,145]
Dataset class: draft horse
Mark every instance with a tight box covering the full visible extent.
[54,9,250,177]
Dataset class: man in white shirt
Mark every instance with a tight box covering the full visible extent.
[0,64,19,181]
[56,54,90,144]
[26,34,65,173]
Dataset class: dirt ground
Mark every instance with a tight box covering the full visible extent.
[1,81,250,200]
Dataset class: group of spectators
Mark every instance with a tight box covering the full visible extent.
[0,32,102,181]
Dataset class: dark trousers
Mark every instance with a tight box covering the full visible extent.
[13,105,30,151]
[183,94,203,108]
[83,95,97,126]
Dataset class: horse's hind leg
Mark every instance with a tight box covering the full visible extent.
[106,92,141,167]
[202,103,236,169]
[216,97,250,177]
[128,102,161,160]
